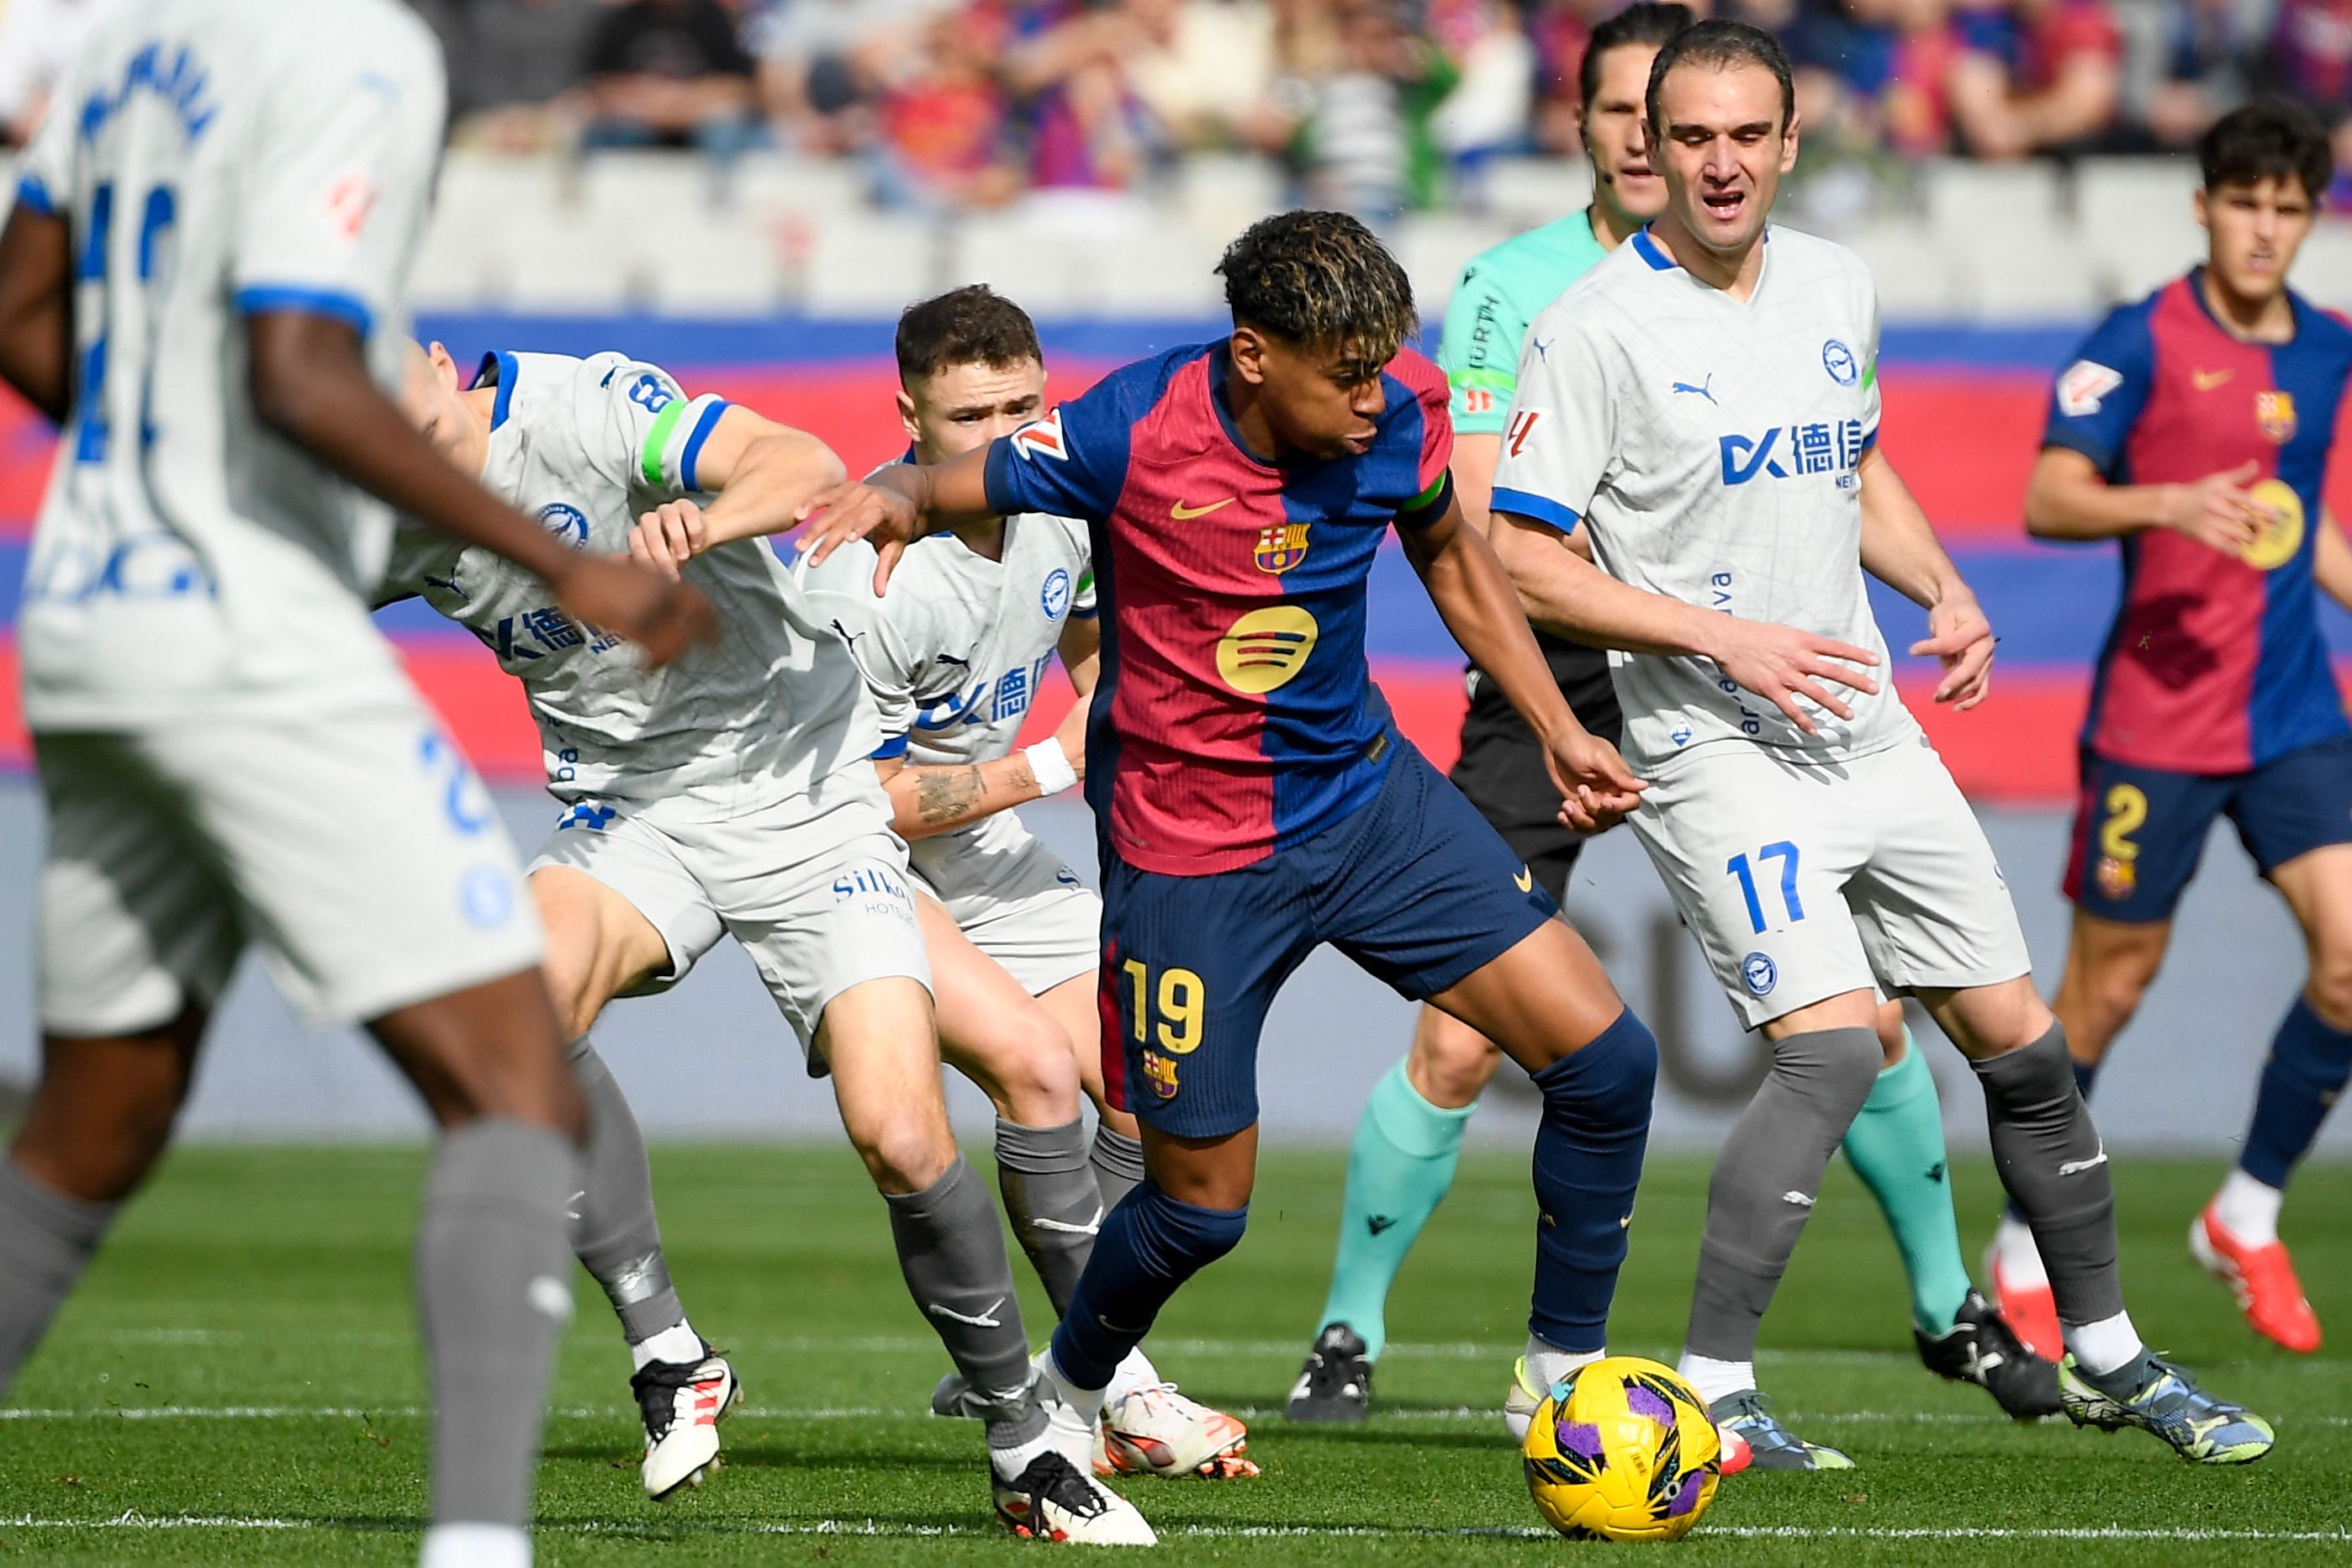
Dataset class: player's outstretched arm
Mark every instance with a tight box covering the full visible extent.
[872,735,1081,840]
[2024,446,2262,555]
[797,446,999,594]
[246,312,714,665]
[0,205,71,424]
[1856,446,1995,709]
[1492,509,1881,735]
[630,408,848,568]
[1400,494,1643,828]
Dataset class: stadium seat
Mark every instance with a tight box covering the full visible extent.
[1392,214,1514,316]
[1956,224,2105,320]
[581,149,724,229]
[1920,158,2065,248]
[728,152,873,224]
[642,215,788,315]
[434,150,568,235]
[2074,156,2203,303]
[1172,153,1288,237]
[1082,231,1227,314]
[1842,223,1961,318]
[408,200,495,311]
[499,209,640,314]
[944,214,1091,306]
[2294,224,2352,311]
[1478,156,1594,227]
[799,211,943,316]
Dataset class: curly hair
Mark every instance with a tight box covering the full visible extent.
[1216,210,1419,375]
[896,284,1044,385]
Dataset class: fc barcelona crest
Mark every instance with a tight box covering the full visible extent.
[2256,390,2297,445]
[1254,521,1310,574]
[1141,1051,1180,1099]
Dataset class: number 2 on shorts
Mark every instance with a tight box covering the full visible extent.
[1726,842,1805,933]
[1121,958,1205,1053]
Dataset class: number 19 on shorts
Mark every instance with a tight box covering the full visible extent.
[1121,959,1204,1053]
[1726,842,1805,933]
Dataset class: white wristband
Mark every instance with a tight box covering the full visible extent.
[1023,736,1078,797]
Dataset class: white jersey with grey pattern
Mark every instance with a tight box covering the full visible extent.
[17,0,445,729]
[380,350,879,812]
[1488,224,1916,773]
[797,505,1094,875]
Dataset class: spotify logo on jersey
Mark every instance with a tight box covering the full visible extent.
[1217,606,1319,694]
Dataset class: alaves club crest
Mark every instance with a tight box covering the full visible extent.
[1254,521,1309,574]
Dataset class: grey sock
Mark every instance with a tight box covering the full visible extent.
[567,1037,684,1345]
[995,1117,1100,1317]
[884,1154,1036,1413]
[1971,1022,2124,1326]
[416,1118,580,1528]
[0,1159,117,1396]
[1090,1125,1146,1214]
[1686,1027,1881,1362]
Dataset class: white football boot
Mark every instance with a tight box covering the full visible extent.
[629,1345,741,1501]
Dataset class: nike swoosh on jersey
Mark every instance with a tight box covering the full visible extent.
[2192,369,2234,391]
[1514,866,1534,893]
[1171,497,1237,520]
[928,1297,1007,1328]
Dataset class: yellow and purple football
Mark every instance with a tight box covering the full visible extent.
[1521,1355,1721,1542]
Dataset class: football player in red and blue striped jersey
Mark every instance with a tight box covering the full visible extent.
[797,212,1851,1518]
[2001,99,2352,1358]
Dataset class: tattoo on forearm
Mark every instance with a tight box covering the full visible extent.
[916,766,986,826]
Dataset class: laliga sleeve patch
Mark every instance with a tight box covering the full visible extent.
[2056,360,2123,418]
[1011,409,1067,462]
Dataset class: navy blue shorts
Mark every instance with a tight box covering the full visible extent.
[1097,738,1558,1138]
[2064,736,2352,923]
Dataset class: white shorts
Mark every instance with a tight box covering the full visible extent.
[528,763,929,1055]
[1627,733,2032,1029]
[909,810,1100,996]
[36,704,543,1036]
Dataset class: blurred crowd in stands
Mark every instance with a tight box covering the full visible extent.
[3,0,2349,220]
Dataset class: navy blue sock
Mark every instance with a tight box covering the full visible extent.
[2241,997,2352,1190]
[1048,1181,1248,1391]
[2009,1055,2103,1225]
[1527,1007,1657,1352]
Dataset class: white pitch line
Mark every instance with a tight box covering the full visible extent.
[8,1402,2348,1428]
[1,1513,2346,1545]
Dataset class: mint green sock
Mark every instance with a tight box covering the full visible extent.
[1839,1030,1974,1336]
[1314,1059,1475,1362]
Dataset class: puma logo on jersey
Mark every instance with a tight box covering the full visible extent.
[1671,373,1716,404]
[1781,1190,1816,1207]
[1366,1214,1398,1236]
[928,1297,1007,1328]
[1033,1207,1104,1237]
[1172,497,1236,519]
[2058,1144,2108,1177]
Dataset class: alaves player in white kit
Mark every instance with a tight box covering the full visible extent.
[1488,20,2274,1470]
[0,4,711,1566]
[389,340,1150,1541]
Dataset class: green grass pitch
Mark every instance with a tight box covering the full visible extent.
[3,1143,2346,1565]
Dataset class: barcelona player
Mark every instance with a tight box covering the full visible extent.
[798,211,1785,1522]
[1990,98,2352,1358]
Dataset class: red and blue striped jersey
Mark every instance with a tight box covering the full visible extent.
[983,341,1455,874]
[2043,272,2352,773]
